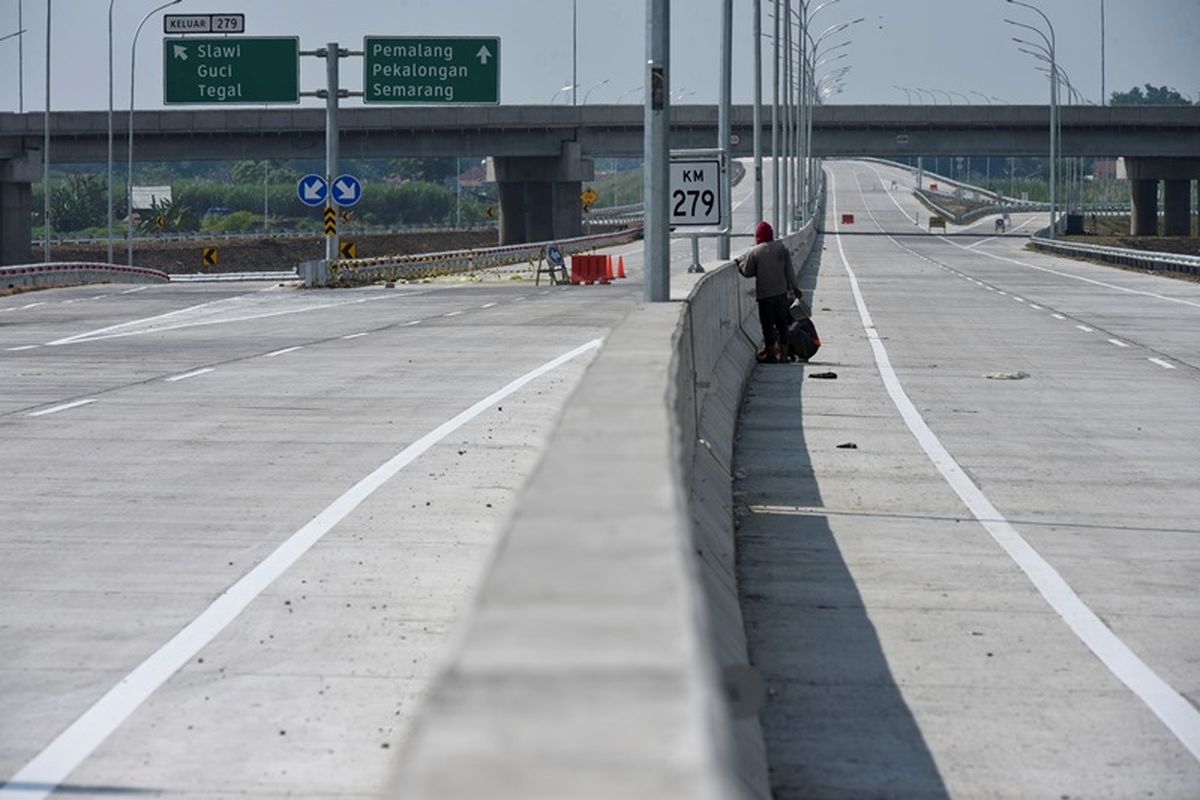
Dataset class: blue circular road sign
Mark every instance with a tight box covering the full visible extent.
[331,174,364,207]
[297,174,328,207]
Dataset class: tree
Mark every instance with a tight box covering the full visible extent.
[229,160,297,184]
[49,173,107,232]
[1110,84,1194,106]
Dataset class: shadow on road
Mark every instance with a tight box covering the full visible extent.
[734,365,949,799]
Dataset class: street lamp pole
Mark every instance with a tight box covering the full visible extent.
[127,0,182,266]
[753,0,763,226]
[718,0,732,259]
[42,0,50,262]
[107,0,117,264]
[572,0,577,106]
[1099,0,1106,105]
[18,0,23,112]
[772,0,781,233]
[1006,0,1057,237]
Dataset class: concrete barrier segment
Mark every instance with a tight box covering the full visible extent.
[388,221,819,799]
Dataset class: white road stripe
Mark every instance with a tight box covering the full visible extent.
[20,302,46,310]
[121,286,149,295]
[164,368,215,383]
[27,399,97,417]
[444,311,464,317]
[403,320,422,326]
[1052,313,1066,320]
[0,337,604,800]
[1149,358,1177,370]
[341,332,369,340]
[834,169,1200,764]
[1013,297,1026,303]
[6,345,39,352]
[1029,304,1043,310]
[1076,325,1095,333]
[263,346,302,358]
[481,302,497,309]
[1107,339,1130,348]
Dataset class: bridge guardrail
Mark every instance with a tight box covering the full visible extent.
[34,222,500,247]
[1028,236,1200,275]
[2,262,170,289]
[319,226,643,286]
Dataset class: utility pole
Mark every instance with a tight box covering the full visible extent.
[644,0,670,301]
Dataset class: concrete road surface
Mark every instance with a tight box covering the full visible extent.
[736,160,1200,798]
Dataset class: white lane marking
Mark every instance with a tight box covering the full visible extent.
[164,368,215,383]
[1052,313,1066,320]
[27,399,98,417]
[121,286,149,295]
[263,346,302,358]
[89,295,108,300]
[444,311,464,317]
[47,293,402,347]
[1149,358,1177,370]
[1013,297,1026,303]
[403,320,422,326]
[342,332,369,340]
[6,345,39,352]
[1108,339,1130,348]
[1029,304,1043,310]
[1,337,604,800]
[513,297,526,302]
[834,168,1200,765]
[1076,325,1095,333]
[997,290,1009,296]
[20,302,46,310]
[481,302,497,309]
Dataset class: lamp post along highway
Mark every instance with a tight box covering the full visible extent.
[644,0,669,301]
[718,0,732,260]
[128,0,182,266]
[1006,0,1058,238]
[43,0,50,262]
[772,0,781,233]
[753,0,763,226]
[107,0,117,265]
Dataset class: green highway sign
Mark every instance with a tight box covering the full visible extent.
[364,37,500,105]
[163,37,299,104]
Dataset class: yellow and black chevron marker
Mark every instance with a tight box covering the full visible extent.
[202,247,218,267]
[323,207,337,237]
[339,240,357,259]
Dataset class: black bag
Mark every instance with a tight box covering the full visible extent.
[786,318,821,361]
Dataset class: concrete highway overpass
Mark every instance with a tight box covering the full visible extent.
[3,104,1199,265]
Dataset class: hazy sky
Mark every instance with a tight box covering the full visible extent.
[1,0,1197,112]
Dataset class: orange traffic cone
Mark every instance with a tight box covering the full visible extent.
[616,255,627,278]
[602,254,613,284]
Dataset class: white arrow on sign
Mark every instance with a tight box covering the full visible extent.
[333,178,359,203]
[302,178,325,202]
[476,45,492,65]
[172,44,188,61]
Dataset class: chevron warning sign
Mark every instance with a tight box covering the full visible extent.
[323,206,337,236]
[202,247,218,266]
[339,240,357,259]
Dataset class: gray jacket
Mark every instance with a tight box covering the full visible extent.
[738,240,797,300]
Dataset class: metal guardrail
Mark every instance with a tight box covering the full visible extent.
[324,227,643,285]
[1028,236,1200,275]
[34,222,499,247]
[1,262,170,288]
[168,270,299,283]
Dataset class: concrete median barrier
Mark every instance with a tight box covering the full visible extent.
[389,225,817,799]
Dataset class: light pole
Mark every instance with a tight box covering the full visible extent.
[772,0,781,233]
[893,85,914,104]
[1099,0,1106,105]
[571,0,577,106]
[718,0,732,259]
[1006,0,1057,238]
[616,85,642,103]
[549,84,576,104]
[127,0,182,266]
[107,0,117,264]
[753,0,763,226]
[582,78,609,104]
[42,0,49,261]
[17,0,23,112]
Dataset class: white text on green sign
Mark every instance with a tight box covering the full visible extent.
[364,37,500,105]
[163,37,299,104]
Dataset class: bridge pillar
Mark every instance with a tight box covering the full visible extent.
[489,142,593,245]
[1123,157,1200,237]
[1162,179,1192,237]
[1129,179,1159,236]
[1,148,39,267]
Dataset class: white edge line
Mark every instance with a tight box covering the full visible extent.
[164,368,215,383]
[26,399,97,417]
[1148,357,1177,370]
[0,337,604,799]
[443,311,464,317]
[341,332,369,340]
[1076,325,1095,333]
[832,168,1200,764]
[1107,339,1130,348]
[6,345,39,352]
[263,346,302,358]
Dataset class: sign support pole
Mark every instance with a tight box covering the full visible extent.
[324,42,339,264]
[644,0,669,302]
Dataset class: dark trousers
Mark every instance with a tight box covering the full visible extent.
[757,293,791,350]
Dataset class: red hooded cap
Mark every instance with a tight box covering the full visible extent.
[755,220,774,243]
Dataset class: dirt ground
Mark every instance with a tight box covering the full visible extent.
[42,230,500,275]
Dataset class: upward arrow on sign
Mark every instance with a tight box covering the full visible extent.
[476,45,492,64]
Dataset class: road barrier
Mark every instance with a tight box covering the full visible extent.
[1029,236,1200,276]
[1,262,169,290]
[310,227,643,287]
[390,221,820,798]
